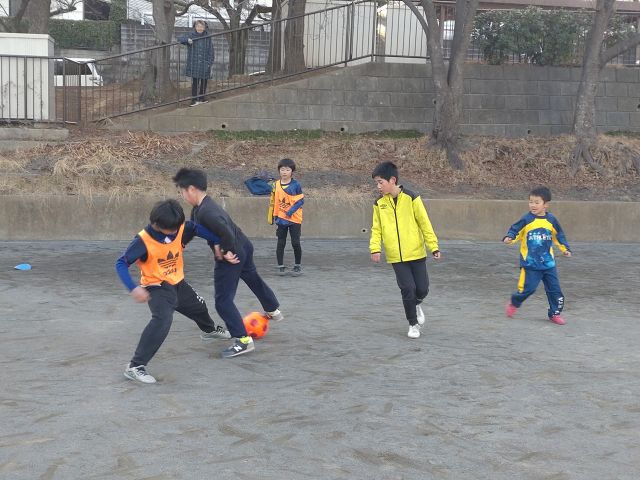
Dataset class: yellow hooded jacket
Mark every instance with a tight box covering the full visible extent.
[369,187,439,263]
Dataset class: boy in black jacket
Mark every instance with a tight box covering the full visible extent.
[173,168,283,358]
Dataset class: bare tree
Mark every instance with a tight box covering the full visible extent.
[266,0,283,74]
[283,0,306,73]
[140,0,179,104]
[0,0,78,33]
[571,0,640,176]
[401,0,479,169]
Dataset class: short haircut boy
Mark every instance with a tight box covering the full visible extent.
[372,161,399,181]
[530,186,551,203]
[277,158,296,172]
[149,199,185,230]
[173,168,208,191]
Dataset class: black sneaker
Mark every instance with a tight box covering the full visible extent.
[277,266,286,276]
[221,336,255,358]
[292,265,302,276]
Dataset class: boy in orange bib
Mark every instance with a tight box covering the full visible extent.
[270,158,304,276]
[116,199,236,384]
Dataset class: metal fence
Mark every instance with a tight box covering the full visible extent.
[76,0,378,123]
[1,1,638,124]
[0,55,91,124]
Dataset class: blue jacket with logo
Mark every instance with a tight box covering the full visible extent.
[505,212,570,270]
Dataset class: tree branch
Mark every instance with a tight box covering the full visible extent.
[448,0,478,86]
[174,0,197,17]
[193,0,229,29]
[600,32,640,67]
[10,0,31,25]
[243,5,260,25]
[400,0,429,37]
[420,0,447,88]
[49,5,77,16]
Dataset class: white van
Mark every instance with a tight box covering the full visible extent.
[54,58,103,87]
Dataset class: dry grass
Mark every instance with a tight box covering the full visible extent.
[1,130,638,201]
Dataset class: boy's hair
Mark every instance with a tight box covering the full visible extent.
[173,168,207,191]
[530,186,552,203]
[372,161,399,181]
[194,19,207,28]
[278,158,296,172]
[149,199,185,230]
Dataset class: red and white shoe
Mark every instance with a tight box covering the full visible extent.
[505,303,517,318]
[550,314,566,325]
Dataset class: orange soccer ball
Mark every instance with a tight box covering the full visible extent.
[243,311,269,339]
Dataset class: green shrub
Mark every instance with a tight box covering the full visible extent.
[473,7,635,66]
[49,19,120,50]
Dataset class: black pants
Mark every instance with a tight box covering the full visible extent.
[191,78,208,102]
[392,258,429,326]
[214,240,280,338]
[130,280,215,367]
[276,223,302,266]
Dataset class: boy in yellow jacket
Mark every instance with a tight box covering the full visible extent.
[369,161,441,339]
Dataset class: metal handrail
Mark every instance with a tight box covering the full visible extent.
[2,1,638,124]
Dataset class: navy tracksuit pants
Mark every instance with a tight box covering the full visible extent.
[511,266,564,318]
[392,258,429,326]
[131,281,215,367]
[214,240,280,338]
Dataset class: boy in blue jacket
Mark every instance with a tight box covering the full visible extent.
[270,158,304,276]
[503,187,572,325]
[116,199,233,384]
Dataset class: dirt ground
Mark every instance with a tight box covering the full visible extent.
[1,239,639,479]
[1,129,639,201]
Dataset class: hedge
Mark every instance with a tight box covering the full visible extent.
[49,19,120,50]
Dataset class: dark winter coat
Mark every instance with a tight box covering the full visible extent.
[178,26,214,80]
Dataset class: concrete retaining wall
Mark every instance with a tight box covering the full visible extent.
[111,62,640,136]
[2,196,638,242]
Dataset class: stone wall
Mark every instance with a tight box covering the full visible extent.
[2,196,639,242]
[111,62,640,136]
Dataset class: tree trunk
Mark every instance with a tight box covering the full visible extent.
[23,0,50,33]
[141,0,176,104]
[403,0,478,169]
[571,0,615,176]
[228,16,247,77]
[284,0,306,74]
[266,0,283,75]
[432,88,465,169]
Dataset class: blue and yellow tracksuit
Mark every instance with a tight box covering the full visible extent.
[505,212,571,318]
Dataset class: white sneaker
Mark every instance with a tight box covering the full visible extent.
[408,324,421,339]
[124,364,157,384]
[200,325,231,340]
[266,309,284,322]
[416,305,425,326]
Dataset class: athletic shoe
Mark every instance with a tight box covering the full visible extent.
[266,309,284,322]
[408,324,421,339]
[189,101,199,107]
[277,266,286,276]
[291,265,302,276]
[221,336,255,358]
[416,305,425,326]
[550,314,566,325]
[200,325,231,340]
[123,364,156,384]
[505,303,517,318]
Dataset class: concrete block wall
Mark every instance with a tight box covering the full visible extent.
[2,196,639,243]
[112,62,640,136]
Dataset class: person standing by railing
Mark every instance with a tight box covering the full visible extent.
[178,20,214,107]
